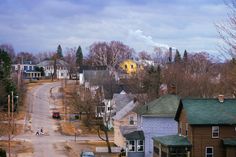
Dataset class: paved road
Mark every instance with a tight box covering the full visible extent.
[14,82,102,157]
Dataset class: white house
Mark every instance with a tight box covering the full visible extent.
[37,59,69,79]
[136,94,180,157]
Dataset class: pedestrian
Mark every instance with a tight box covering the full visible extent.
[36,128,40,135]
[40,128,44,135]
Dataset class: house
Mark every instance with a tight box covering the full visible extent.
[153,95,236,157]
[78,66,108,85]
[120,59,138,75]
[136,94,180,157]
[12,61,42,79]
[112,98,145,157]
[37,59,69,79]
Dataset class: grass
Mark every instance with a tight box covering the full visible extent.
[0,140,33,155]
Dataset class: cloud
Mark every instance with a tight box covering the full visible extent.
[129,29,170,50]
[0,0,228,57]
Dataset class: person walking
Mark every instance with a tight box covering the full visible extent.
[36,128,40,135]
[40,128,44,135]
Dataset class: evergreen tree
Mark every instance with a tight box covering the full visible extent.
[57,44,63,58]
[0,49,16,107]
[174,49,181,63]
[183,50,188,63]
[76,46,83,67]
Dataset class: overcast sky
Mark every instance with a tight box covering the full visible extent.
[0,0,228,56]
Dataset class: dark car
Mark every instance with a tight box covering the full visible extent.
[52,111,61,119]
[80,151,95,157]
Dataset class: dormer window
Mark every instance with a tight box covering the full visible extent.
[212,126,219,138]
[129,116,134,125]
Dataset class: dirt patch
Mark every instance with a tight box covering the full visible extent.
[0,140,33,156]
[59,122,76,136]
[0,123,23,136]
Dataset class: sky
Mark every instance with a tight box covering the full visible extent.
[0,0,228,56]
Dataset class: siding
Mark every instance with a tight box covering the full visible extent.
[141,116,178,157]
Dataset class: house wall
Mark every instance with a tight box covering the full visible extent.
[226,147,236,157]
[120,59,137,74]
[127,152,144,157]
[114,120,126,148]
[140,116,178,157]
[178,109,236,157]
[114,112,138,148]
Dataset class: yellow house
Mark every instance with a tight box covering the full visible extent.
[120,59,138,74]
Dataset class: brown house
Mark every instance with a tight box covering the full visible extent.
[153,96,236,157]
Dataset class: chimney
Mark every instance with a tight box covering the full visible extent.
[168,47,172,62]
[218,94,224,103]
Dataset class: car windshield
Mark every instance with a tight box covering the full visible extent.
[82,152,94,156]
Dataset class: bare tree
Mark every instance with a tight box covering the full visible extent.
[138,51,151,60]
[88,41,134,68]
[64,47,77,79]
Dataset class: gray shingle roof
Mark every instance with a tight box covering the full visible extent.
[113,93,134,113]
[113,100,137,120]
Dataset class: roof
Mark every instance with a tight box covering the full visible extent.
[113,100,137,120]
[175,98,236,125]
[153,135,191,147]
[223,138,236,146]
[79,65,107,73]
[113,93,134,112]
[83,70,110,86]
[124,130,145,140]
[37,59,68,67]
[136,94,180,116]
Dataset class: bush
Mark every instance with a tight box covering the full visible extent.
[0,149,6,157]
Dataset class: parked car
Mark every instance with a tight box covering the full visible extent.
[80,151,95,157]
[52,111,61,119]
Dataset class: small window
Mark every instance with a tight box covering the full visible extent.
[186,123,188,136]
[131,64,134,69]
[128,140,135,152]
[205,147,213,157]
[212,126,219,138]
[61,73,64,77]
[129,116,134,125]
[179,122,182,135]
[125,64,128,69]
[137,140,144,152]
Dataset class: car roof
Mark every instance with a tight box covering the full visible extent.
[82,151,94,155]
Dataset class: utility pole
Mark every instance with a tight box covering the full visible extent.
[11,91,14,134]
[8,95,11,157]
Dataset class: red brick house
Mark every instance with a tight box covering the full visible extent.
[153,96,236,157]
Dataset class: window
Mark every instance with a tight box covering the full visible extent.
[129,116,134,125]
[131,64,134,69]
[179,122,182,135]
[212,126,219,138]
[170,147,188,157]
[186,123,188,136]
[205,147,213,157]
[125,64,127,69]
[61,73,64,77]
[128,140,135,152]
[137,140,144,152]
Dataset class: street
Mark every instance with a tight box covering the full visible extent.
[15,82,101,157]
